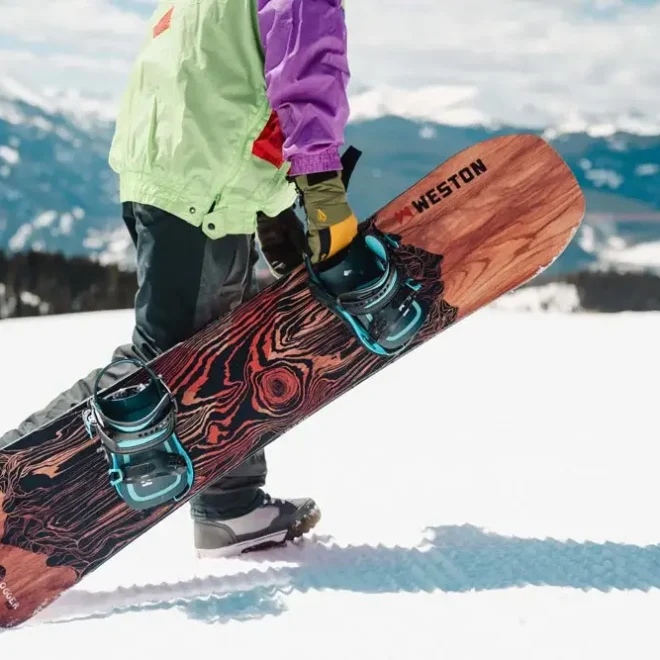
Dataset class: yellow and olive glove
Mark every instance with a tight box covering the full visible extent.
[294,171,358,264]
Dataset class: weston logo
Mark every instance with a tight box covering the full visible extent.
[393,158,488,223]
[0,565,20,610]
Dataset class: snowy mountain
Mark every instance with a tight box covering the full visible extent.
[0,78,130,266]
[1,78,660,272]
[343,117,660,274]
[348,84,660,138]
[0,78,117,129]
[3,306,660,653]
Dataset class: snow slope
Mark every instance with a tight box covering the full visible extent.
[2,307,660,657]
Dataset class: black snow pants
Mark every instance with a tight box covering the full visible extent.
[0,202,268,520]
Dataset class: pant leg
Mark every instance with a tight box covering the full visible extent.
[127,203,270,518]
[189,230,270,521]
[1,203,268,517]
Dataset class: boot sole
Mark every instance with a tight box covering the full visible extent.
[196,504,321,559]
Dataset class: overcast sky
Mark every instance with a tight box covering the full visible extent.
[0,0,659,124]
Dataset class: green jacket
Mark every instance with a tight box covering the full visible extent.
[109,0,314,241]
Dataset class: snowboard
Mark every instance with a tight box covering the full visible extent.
[0,134,585,628]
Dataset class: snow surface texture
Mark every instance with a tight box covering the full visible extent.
[1,308,660,656]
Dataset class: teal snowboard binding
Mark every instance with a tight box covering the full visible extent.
[302,146,429,357]
[306,230,429,357]
[82,358,194,510]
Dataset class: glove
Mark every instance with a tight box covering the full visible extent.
[294,170,358,264]
[256,206,307,278]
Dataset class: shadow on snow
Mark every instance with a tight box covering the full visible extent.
[36,524,660,626]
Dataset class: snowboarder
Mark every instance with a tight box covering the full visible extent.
[0,0,425,557]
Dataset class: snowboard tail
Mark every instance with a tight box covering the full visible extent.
[0,134,585,627]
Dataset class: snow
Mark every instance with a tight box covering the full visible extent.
[492,283,580,313]
[636,164,660,177]
[41,86,118,127]
[0,145,19,165]
[419,125,436,140]
[348,85,492,128]
[345,84,660,137]
[549,109,660,139]
[30,116,53,132]
[6,212,61,252]
[597,241,660,269]
[7,223,33,251]
[585,169,624,190]
[82,226,135,267]
[578,224,597,254]
[0,99,25,125]
[0,77,44,109]
[577,221,660,270]
[18,290,49,313]
[33,210,57,228]
[58,213,74,235]
[0,76,116,128]
[578,159,625,189]
[3,70,660,140]
[2,306,660,655]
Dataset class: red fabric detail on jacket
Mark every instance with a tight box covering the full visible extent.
[153,7,173,38]
[252,110,285,168]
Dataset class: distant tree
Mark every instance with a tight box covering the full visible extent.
[0,250,137,319]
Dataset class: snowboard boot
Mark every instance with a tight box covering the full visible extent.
[306,232,429,356]
[193,491,321,558]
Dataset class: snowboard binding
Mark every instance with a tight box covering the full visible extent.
[306,230,429,357]
[82,357,194,511]
[299,146,429,356]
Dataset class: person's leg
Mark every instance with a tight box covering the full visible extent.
[128,202,319,553]
[130,202,271,517]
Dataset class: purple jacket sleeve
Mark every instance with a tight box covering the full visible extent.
[257,0,350,176]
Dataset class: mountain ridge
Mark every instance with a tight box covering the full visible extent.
[1,77,659,274]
